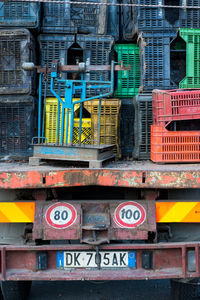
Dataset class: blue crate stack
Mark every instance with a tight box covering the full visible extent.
[132,0,184,160]
[0,2,40,158]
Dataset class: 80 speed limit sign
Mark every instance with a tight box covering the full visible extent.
[45,203,77,229]
[114,201,146,228]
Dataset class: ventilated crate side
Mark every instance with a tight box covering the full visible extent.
[45,97,90,144]
[133,94,153,160]
[120,98,135,157]
[0,2,40,28]
[84,99,121,157]
[38,34,75,97]
[139,31,177,92]
[77,35,114,96]
[114,44,140,97]
[180,0,200,28]
[179,28,200,89]
[134,0,179,32]
[151,125,200,163]
[0,29,36,95]
[152,88,200,126]
[42,0,108,34]
[0,96,35,157]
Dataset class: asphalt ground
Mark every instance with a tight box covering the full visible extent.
[29,279,171,300]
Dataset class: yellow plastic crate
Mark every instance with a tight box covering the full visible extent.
[84,99,121,157]
[45,98,91,144]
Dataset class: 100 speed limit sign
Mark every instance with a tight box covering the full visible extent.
[45,203,77,229]
[114,201,146,228]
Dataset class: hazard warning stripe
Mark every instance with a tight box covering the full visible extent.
[156,202,200,223]
[0,202,35,223]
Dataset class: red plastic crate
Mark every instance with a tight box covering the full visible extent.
[152,89,200,127]
[151,125,200,163]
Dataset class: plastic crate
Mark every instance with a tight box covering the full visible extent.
[77,35,114,96]
[84,99,121,157]
[114,44,140,97]
[179,28,200,89]
[0,29,36,95]
[0,96,35,157]
[139,31,177,92]
[38,34,75,96]
[133,94,153,160]
[152,89,200,127]
[180,0,200,28]
[151,125,200,163]
[120,98,135,157]
[0,1,40,28]
[121,0,135,40]
[45,98,91,145]
[134,0,179,33]
[42,0,107,34]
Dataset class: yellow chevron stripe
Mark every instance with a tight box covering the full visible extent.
[156,202,199,223]
[0,202,35,223]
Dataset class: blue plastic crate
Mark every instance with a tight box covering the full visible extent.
[120,98,135,157]
[42,0,116,35]
[0,96,36,157]
[180,0,200,28]
[0,29,36,95]
[0,1,40,28]
[134,0,179,33]
[38,34,75,96]
[133,94,152,160]
[139,31,177,92]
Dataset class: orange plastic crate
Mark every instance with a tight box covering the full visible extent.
[152,89,200,127]
[151,125,200,163]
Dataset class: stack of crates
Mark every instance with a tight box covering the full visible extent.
[0,2,40,158]
[114,43,140,157]
[40,0,124,153]
[151,89,200,163]
[132,0,188,160]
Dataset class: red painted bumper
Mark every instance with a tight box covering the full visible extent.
[1,242,200,281]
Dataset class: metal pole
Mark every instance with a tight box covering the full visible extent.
[97,97,102,146]
[38,73,42,143]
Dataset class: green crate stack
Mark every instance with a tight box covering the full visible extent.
[179,28,200,89]
[114,44,140,97]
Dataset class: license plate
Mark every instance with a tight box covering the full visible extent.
[57,251,136,269]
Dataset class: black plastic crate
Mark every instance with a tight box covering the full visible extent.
[38,34,75,96]
[42,0,108,35]
[133,94,152,160]
[139,30,177,92]
[180,0,200,28]
[0,96,36,157]
[120,98,135,157]
[77,35,114,96]
[121,0,135,40]
[0,29,36,95]
[0,1,40,28]
[134,0,179,33]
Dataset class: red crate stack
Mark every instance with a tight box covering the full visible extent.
[151,89,200,163]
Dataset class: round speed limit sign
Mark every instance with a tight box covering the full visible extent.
[45,203,77,229]
[114,201,146,228]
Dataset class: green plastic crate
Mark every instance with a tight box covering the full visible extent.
[114,44,140,97]
[179,28,200,89]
